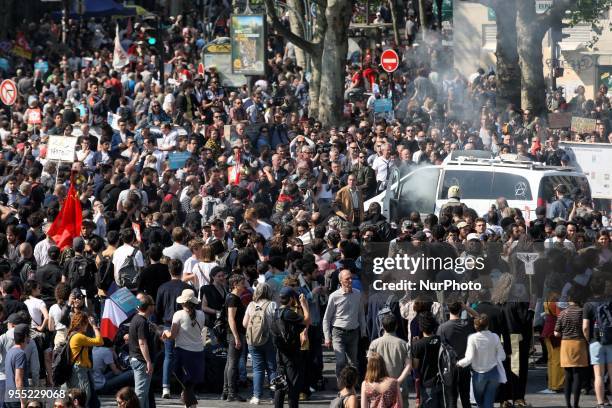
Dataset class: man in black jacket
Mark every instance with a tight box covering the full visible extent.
[272,287,310,408]
[34,245,62,308]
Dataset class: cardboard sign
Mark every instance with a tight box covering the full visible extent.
[47,136,77,161]
[373,98,393,113]
[571,116,597,134]
[548,112,572,129]
[168,151,192,170]
[110,287,140,315]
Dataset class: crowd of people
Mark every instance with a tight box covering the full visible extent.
[0,2,610,408]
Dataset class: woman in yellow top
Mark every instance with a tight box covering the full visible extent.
[66,311,103,407]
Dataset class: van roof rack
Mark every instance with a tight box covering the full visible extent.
[444,154,575,171]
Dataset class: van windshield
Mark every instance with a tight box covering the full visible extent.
[439,170,533,200]
[538,175,591,204]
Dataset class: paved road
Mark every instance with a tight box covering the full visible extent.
[100,352,596,407]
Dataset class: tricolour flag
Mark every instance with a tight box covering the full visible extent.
[113,24,129,70]
[100,298,128,340]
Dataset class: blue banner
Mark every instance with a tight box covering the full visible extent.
[168,151,192,170]
[373,98,393,113]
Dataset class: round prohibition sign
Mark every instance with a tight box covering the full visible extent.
[0,79,17,106]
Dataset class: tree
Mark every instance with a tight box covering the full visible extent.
[264,0,352,126]
[516,0,612,116]
[462,0,521,110]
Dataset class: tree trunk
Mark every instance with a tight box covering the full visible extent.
[309,53,322,119]
[493,0,521,109]
[388,0,401,46]
[287,0,307,69]
[317,0,351,127]
[516,0,548,116]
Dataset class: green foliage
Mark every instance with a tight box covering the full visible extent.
[566,0,612,47]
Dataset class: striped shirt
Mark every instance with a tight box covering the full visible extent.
[555,304,584,340]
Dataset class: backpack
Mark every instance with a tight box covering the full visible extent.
[330,394,350,408]
[437,341,458,387]
[118,248,141,290]
[96,255,115,292]
[218,248,238,275]
[596,302,612,345]
[271,307,299,351]
[213,294,229,346]
[377,294,397,339]
[58,304,71,328]
[67,256,95,293]
[246,301,271,346]
[51,334,82,386]
[18,260,36,283]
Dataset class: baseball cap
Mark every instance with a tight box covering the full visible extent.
[456,221,469,229]
[6,313,25,325]
[279,287,298,301]
[13,324,29,343]
[466,233,480,241]
[71,288,85,299]
[72,236,85,252]
[225,216,236,225]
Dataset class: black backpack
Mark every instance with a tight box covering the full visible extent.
[117,248,141,290]
[96,255,115,292]
[271,308,299,351]
[51,334,82,386]
[67,255,96,294]
[213,294,229,346]
[438,341,458,387]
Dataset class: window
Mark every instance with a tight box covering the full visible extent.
[439,170,533,200]
[538,175,590,204]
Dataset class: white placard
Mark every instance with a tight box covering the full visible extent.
[47,136,77,162]
[516,252,540,276]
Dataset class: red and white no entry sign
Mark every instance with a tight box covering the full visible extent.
[0,79,17,106]
[380,49,399,73]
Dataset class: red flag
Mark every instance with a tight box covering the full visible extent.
[47,174,82,251]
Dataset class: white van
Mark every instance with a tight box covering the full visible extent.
[366,152,591,222]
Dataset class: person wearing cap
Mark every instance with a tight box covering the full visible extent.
[272,285,310,408]
[33,223,55,268]
[323,268,367,385]
[2,323,31,407]
[128,293,156,408]
[162,288,206,405]
[0,314,40,395]
[440,185,464,215]
[548,184,573,221]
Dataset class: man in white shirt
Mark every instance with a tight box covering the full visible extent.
[544,225,576,252]
[33,224,54,267]
[117,173,149,212]
[244,208,273,240]
[371,143,395,193]
[162,227,192,264]
[158,123,178,154]
[112,229,145,286]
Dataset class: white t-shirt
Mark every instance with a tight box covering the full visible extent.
[24,297,46,328]
[49,303,67,330]
[183,259,218,291]
[172,309,206,352]
[112,244,145,285]
[255,221,273,240]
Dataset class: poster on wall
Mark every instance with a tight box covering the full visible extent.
[230,15,266,76]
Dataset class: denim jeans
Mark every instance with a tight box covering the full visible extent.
[96,370,134,394]
[67,364,99,408]
[472,367,500,408]
[240,336,248,383]
[162,325,175,388]
[130,358,152,408]
[331,327,359,380]
[249,340,277,398]
[420,383,444,408]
